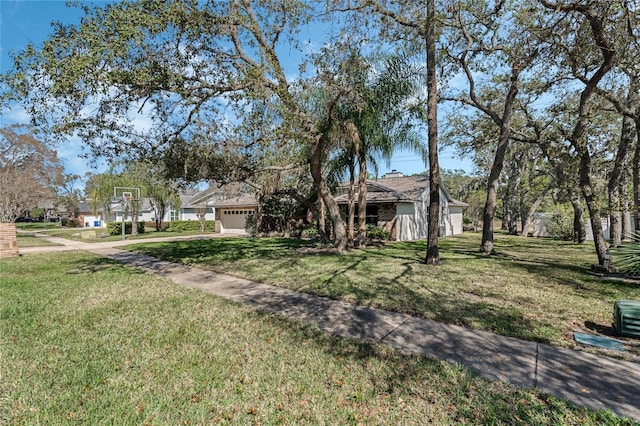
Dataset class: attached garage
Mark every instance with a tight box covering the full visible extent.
[213,195,259,234]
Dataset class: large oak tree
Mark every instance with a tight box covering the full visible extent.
[4,0,354,249]
[0,126,64,223]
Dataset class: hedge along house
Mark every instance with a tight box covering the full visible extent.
[213,195,259,234]
[333,171,468,242]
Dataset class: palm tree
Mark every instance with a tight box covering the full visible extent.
[326,53,426,247]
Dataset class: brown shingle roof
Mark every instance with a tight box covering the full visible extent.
[334,175,468,207]
[335,175,429,204]
[212,195,259,208]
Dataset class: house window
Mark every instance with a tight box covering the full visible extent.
[170,208,178,221]
[366,205,379,225]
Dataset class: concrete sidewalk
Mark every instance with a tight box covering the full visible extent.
[19,237,640,422]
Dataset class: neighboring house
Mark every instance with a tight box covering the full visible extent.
[173,187,216,221]
[333,171,468,242]
[112,197,166,223]
[77,201,105,228]
[110,188,218,224]
[213,195,259,235]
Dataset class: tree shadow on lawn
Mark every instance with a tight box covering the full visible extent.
[491,251,640,300]
[388,280,546,342]
[64,256,149,275]
[125,238,553,343]
[307,255,547,343]
[129,238,309,263]
[249,311,614,424]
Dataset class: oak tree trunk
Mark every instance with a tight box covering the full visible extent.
[634,118,640,232]
[520,184,551,237]
[425,0,440,264]
[608,114,634,247]
[310,136,348,252]
[570,193,587,243]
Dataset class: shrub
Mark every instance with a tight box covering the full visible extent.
[62,218,81,228]
[301,225,318,239]
[168,220,215,232]
[107,221,145,236]
[259,195,300,233]
[545,205,575,241]
[367,224,391,241]
[244,215,258,237]
[144,221,170,231]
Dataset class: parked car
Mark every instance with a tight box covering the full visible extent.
[15,217,37,222]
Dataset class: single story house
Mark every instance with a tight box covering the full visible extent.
[213,195,259,234]
[333,171,467,242]
[169,188,216,222]
[92,187,220,227]
[78,201,105,228]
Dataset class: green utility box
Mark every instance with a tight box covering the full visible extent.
[613,300,640,338]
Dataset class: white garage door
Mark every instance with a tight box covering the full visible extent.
[221,209,254,233]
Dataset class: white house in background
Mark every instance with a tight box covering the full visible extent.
[167,188,216,222]
[78,201,105,228]
[107,187,220,225]
[333,171,468,242]
[213,195,259,235]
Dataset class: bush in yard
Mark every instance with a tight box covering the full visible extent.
[144,221,169,231]
[259,195,300,234]
[30,207,45,221]
[545,205,575,241]
[301,225,318,239]
[168,220,215,232]
[107,221,145,236]
[62,218,81,228]
[243,215,258,237]
[367,224,391,241]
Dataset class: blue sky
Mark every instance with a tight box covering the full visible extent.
[1,0,472,182]
[1,0,109,181]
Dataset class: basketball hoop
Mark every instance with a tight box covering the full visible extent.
[113,187,141,241]
[113,187,140,203]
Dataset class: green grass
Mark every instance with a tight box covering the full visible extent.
[2,251,635,424]
[127,233,640,358]
[15,233,63,248]
[36,227,210,243]
[14,222,61,230]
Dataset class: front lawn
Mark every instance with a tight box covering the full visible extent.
[127,233,640,357]
[15,233,63,248]
[37,227,210,242]
[1,251,633,424]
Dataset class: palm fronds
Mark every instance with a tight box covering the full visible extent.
[611,232,640,276]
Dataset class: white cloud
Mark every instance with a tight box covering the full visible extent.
[0,104,30,125]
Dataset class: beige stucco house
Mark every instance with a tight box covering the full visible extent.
[333,171,467,242]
